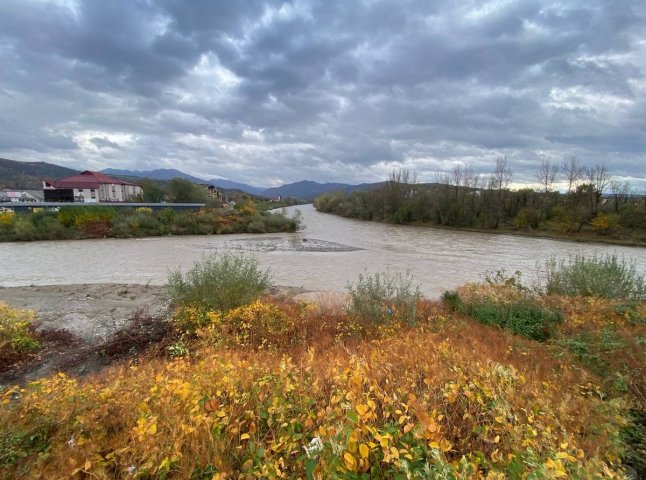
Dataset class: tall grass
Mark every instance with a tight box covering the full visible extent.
[346,270,421,326]
[545,254,645,300]
[166,250,271,315]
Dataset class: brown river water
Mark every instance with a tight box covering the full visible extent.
[1,204,644,298]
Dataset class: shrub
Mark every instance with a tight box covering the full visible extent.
[346,270,421,326]
[465,299,563,341]
[166,250,272,315]
[0,302,40,363]
[11,215,36,241]
[545,254,645,300]
[443,287,562,341]
[198,300,306,349]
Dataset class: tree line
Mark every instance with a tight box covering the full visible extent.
[314,157,645,238]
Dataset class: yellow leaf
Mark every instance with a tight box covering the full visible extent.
[403,423,414,433]
[84,460,91,471]
[343,452,357,472]
[359,443,369,458]
[147,422,157,435]
[240,433,250,440]
[356,404,369,416]
[439,438,452,452]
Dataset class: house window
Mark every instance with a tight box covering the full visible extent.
[90,189,96,199]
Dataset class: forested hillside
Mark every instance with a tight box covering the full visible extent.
[0,158,78,189]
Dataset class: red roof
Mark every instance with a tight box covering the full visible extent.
[44,171,140,189]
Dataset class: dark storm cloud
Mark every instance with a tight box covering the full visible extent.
[0,0,644,189]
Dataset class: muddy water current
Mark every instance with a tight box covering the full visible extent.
[1,204,644,298]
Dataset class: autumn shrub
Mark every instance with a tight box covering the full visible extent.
[166,250,271,325]
[0,302,40,363]
[545,254,645,300]
[0,328,630,478]
[196,300,319,349]
[0,211,14,225]
[345,270,421,330]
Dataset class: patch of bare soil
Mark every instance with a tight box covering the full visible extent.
[0,283,168,345]
[0,311,176,386]
[0,284,172,386]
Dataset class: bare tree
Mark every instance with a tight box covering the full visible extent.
[584,162,610,196]
[561,155,583,195]
[536,158,558,193]
[451,164,464,199]
[490,156,512,191]
[463,166,480,190]
[609,179,631,213]
[581,162,610,215]
[385,168,417,215]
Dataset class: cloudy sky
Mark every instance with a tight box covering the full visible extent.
[1,0,645,189]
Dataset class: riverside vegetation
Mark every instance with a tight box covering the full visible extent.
[1,253,645,478]
[314,160,646,245]
[0,201,302,242]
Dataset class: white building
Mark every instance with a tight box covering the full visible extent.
[43,171,143,203]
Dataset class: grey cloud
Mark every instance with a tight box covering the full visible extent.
[0,0,644,189]
[89,137,122,150]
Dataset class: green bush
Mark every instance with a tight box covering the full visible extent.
[442,291,562,341]
[166,250,272,313]
[346,270,421,326]
[556,327,626,377]
[467,300,562,341]
[545,254,645,300]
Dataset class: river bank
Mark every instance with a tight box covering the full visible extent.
[0,283,308,385]
[406,218,646,247]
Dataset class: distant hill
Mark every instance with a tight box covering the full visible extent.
[101,168,206,184]
[0,158,78,189]
[101,168,265,196]
[207,179,266,196]
[262,180,383,201]
[0,159,382,201]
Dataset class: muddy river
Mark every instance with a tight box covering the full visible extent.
[1,204,644,298]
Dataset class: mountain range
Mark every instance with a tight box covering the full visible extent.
[100,168,376,200]
[0,158,376,201]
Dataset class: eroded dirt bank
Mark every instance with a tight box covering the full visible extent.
[0,283,168,344]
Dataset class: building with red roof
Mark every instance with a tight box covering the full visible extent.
[43,171,143,203]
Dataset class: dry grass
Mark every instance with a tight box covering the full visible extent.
[0,286,643,478]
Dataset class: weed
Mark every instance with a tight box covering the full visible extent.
[345,270,421,327]
[0,303,40,364]
[166,250,271,320]
[545,254,645,300]
[167,340,189,358]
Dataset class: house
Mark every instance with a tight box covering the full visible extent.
[200,184,223,201]
[43,171,143,203]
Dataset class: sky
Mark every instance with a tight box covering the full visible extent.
[0,0,645,190]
